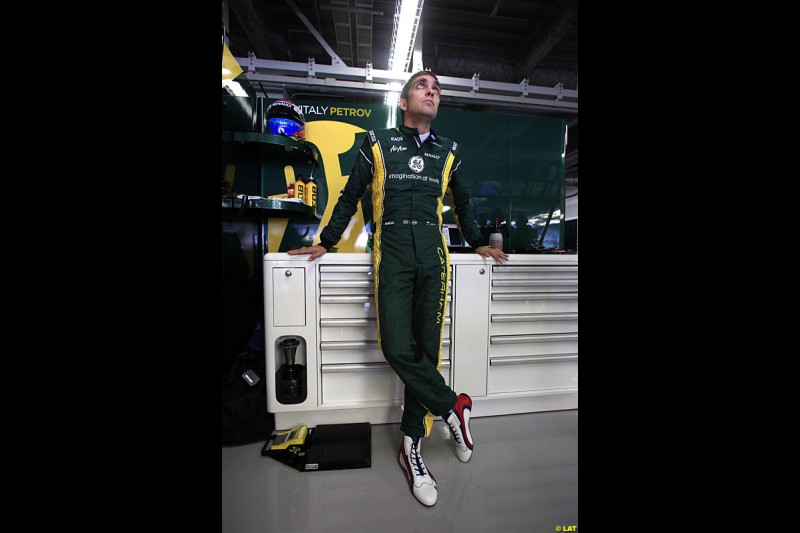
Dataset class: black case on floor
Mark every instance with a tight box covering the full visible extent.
[262,422,371,472]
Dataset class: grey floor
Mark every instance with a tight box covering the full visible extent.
[222,409,578,533]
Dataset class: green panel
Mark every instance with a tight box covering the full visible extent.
[435,108,566,251]
[508,115,566,251]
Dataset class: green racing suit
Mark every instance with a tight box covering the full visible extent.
[319,124,485,437]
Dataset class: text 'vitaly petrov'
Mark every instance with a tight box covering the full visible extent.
[298,105,373,117]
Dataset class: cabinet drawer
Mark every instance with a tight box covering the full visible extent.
[322,363,404,403]
[491,294,578,315]
[491,265,578,280]
[319,265,374,280]
[320,343,385,365]
[489,333,577,357]
[320,318,378,342]
[320,296,377,319]
[320,296,450,318]
[321,266,452,283]
[321,361,450,404]
[320,339,451,365]
[487,355,577,394]
[491,279,577,293]
[490,313,578,335]
[319,318,450,341]
[319,282,373,296]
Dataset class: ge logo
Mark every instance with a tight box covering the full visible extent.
[408,156,424,173]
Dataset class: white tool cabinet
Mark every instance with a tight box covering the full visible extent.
[264,253,577,429]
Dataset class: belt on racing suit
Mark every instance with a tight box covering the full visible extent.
[382,219,439,226]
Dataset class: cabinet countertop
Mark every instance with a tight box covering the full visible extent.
[264,252,578,264]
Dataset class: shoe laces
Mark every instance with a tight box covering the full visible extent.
[409,439,427,477]
[448,412,464,446]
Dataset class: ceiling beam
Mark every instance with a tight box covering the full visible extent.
[237,57,577,116]
[228,0,274,60]
[287,0,346,66]
[515,0,577,78]
[320,4,383,16]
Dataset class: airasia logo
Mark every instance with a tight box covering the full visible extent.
[408,156,424,173]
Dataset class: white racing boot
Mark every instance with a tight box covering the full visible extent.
[445,393,474,462]
[398,434,438,506]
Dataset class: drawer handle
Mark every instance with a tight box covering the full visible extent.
[492,293,577,301]
[492,279,577,287]
[319,317,449,327]
[490,354,578,366]
[321,340,379,350]
[320,318,376,327]
[322,362,389,373]
[285,270,292,277]
[320,294,449,303]
[491,312,578,323]
[490,333,577,344]
[320,339,450,350]
[320,295,374,303]
[320,280,373,288]
[492,265,577,273]
[320,266,373,273]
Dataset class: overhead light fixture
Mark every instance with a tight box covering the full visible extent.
[385,0,425,105]
[388,0,424,73]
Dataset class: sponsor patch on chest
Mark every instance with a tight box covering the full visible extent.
[408,156,425,173]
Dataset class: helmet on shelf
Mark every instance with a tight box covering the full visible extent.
[265,100,305,138]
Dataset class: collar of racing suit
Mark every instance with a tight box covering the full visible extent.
[398,124,438,144]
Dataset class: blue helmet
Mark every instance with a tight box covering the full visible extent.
[265,100,305,138]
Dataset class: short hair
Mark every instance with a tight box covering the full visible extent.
[400,70,440,101]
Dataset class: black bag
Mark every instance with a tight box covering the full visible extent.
[221,350,275,445]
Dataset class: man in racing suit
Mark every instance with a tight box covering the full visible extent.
[288,70,508,506]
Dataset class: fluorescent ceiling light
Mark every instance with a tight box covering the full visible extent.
[388,0,424,73]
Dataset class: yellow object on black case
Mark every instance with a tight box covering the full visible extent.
[265,426,309,451]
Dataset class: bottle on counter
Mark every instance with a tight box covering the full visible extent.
[287,181,295,198]
[305,174,318,207]
[295,174,307,204]
[489,217,504,250]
